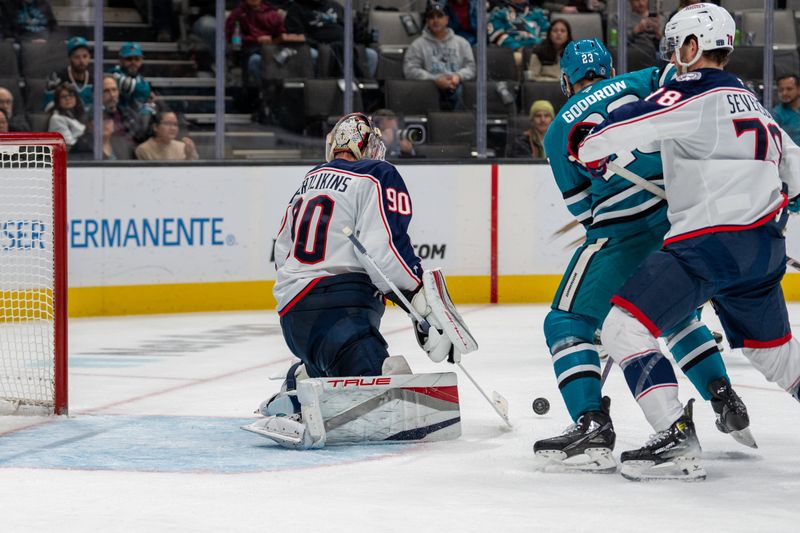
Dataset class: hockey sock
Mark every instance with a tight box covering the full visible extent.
[621,351,682,431]
[544,310,603,421]
[551,340,603,421]
[664,318,728,401]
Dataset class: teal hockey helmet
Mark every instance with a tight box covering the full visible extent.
[560,39,613,96]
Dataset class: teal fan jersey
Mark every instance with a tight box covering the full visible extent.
[544,67,668,239]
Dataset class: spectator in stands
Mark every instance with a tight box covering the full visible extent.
[371,109,416,159]
[0,86,31,132]
[624,0,662,57]
[0,109,9,133]
[526,18,572,81]
[96,113,130,160]
[47,83,87,150]
[108,42,154,112]
[44,36,93,111]
[2,0,58,42]
[135,110,200,161]
[404,2,476,111]
[284,0,378,78]
[224,0,305,83]
[488,0,549,63]
[446,0,479,45]
[773,75,800,145]
[99,74,148,150]
[507,99,553,158]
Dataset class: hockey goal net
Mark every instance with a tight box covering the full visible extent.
[0,133,67,415]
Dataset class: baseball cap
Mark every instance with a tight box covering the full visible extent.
[424,1,446,19]
[119,42,144,58]
[66,36,90,56]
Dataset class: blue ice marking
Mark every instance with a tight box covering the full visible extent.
[0,415,408,473]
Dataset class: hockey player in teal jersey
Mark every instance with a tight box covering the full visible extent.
[533,39,752,472]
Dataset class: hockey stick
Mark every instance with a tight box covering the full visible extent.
[342,226,513,428]
[605,162,800,269]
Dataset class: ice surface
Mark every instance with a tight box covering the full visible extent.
[0,305,798,532]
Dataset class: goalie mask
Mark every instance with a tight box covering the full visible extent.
[660,3,735,70]
[325,113,386,162]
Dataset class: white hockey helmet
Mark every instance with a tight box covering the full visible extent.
[660,3,735,69]
[325,112,386,162]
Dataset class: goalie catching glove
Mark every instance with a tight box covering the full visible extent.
[411,269,478,363]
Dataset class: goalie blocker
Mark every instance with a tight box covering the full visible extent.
[242,371,461,449]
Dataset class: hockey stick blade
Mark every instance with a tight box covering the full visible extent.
[491,391,509,419]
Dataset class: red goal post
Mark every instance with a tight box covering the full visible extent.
[0,133,68,415]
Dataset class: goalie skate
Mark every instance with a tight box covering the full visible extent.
[241,414,322,450]
[533,397,616,473]
[620,399,706,482]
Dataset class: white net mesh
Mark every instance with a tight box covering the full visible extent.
[0,144,56,412]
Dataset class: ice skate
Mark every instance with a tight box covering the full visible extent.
[620,399,706,482]
[533,396,616,473]
[708,378,757,449]
[241,413,321,450]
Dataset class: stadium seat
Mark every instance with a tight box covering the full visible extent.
[385,79,441,115]
[484,46,518,81]
[369,11,423,54]
[740,10,797,47]
[551,13,603,41]
[726,46,767,81]
[29,112,50,133]
[259,44,314,81]
[20,41,68,79]
[303,79,364,130]
[0,42,19,77]
[463,81,518,115]
[520,81,567,116]
[24,78,49,114]
[376,51,406,80]
[427,111,475,145]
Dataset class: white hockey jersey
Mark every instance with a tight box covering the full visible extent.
[273,158,423,314]
[580,68,800,245]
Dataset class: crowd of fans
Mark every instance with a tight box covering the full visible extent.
[0,0,795,160]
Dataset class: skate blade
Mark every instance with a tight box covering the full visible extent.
[241,420,306,448]
[533,448,617,474]
[620,457,707,482]
[729,427,758,449]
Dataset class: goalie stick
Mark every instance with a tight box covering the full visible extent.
[342,226,512,428]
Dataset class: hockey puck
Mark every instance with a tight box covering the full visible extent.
[532,397,550,415]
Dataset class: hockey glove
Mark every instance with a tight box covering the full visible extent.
[411,290,459,364]
[567,121,607,178]
[567,122,596,161]
[789,195,800,215]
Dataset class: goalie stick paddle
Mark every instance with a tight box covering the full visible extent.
[342,226,513,428]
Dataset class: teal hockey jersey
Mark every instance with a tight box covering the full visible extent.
[544,67,668,239]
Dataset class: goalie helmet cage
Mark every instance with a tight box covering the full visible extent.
[0,133,68,415]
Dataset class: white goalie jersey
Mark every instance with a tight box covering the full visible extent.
[580,69,800,245]
[273,158,423,314]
